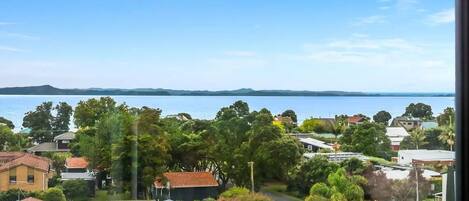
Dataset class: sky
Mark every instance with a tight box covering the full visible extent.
[0,0,455,92]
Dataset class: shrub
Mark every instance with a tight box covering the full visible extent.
[62,179,90,201]
[220,187,250,198]
[43,187,66,201]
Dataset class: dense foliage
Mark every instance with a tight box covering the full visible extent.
[403,103,433,120]
[373,110,392,125]
[339,122,392,159]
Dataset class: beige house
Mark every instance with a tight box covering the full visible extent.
[0,152,52,192]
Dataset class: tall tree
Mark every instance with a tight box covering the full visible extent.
[73,97,120,128]
[373,110,392,125]
[402,128,428,149]
[340,122,392,159]
[403,103,433,120]
[23,102,54,143]
[281,109,298,123]
[0,116,14,129]
[23,102,73,143]
[439,121,455,151]
[437,107,455,126]
[52,102,73,136]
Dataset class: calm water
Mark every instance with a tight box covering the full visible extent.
[0,95,454,131]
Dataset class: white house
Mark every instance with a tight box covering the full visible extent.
[386,127,409,151]
[397,150,455,166]
[299,137,333,152]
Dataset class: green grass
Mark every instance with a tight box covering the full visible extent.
[92,190,131,201]
[367,156,395,166]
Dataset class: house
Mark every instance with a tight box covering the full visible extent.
[386,127,410,151]
[397,150,455,166]
[61,157,96,196]
[347,115,366,126]
[0,152,52,192]
[299,137,333,152]
[377,165,441,180]
[27,132,75,155]
[153,172,219,201]
[422,121,439,130]
[391,116,422,131]
[303,152,368,162]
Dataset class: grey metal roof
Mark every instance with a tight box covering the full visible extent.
[27,142,69,152]
[54,132,75,141]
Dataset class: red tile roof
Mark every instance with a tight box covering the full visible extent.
[22,197,43,201]
[0,152,50,172]
[66,157,88,169]
[154,172,219,188]
[348,115,365,123]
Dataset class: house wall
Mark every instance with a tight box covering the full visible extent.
[57,140,70,149]
[0,165,49,191]
[155,187,218,201]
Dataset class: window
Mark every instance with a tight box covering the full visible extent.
[9,168,16,184]
[27,167,34,183]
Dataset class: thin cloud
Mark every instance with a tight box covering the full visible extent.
[0,22,15,26]
[0,45,23,52]
[224,51,257,57]
[396,0,418,10]
[0,31,40,40]
[351,15,386,26]
[427,8,455,25]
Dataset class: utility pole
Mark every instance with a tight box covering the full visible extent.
[415,164,419,201]
[248,161,254,192]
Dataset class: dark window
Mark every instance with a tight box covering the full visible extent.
[9,168,16,183]
[28,167,34,183]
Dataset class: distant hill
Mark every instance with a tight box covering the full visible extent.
[0,85,455,97]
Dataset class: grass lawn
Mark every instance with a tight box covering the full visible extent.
[260,182,304,201]
[92,190,131,201]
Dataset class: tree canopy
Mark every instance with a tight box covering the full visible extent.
[340,122,392,159]
[403,103,433,120]
[373,110,392,125]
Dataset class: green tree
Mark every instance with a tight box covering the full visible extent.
[437,107,455,126]
[403,103,433,120]
[439,123,455,151]
[42,187,66,201]
[340,122,392,159]
[307,168,366,201]
[23,102,73,143]
[287,155,339,196]
[281,109,298,123]
[73,97,120,128]
[340,157,366,175]
[0,116,14,129]
[50,152,72,174]
[300,118,332,133]
[62,179,90,201]
[373,110,392,125]
[401,128,428,149]
[51,102,73,136]
[23,102,54,143]
[0,124,29,151]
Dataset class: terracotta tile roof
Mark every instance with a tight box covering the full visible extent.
[66,157,88,169]
[155,172,219,189]
[348,115,365,123]
[22,197,43,201]
[0,152,50,172]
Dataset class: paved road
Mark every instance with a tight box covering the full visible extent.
[260,190,302,201]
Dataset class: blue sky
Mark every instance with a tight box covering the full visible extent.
[0,0,455,92]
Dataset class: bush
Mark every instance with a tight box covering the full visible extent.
[0,189,42,201]
[220,187,250,198]
[43,187,66,201]
[62,179,90,201]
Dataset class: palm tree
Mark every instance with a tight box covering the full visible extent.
[439,117,455,151]
[331,118,346,141]
[409,128,428,149]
